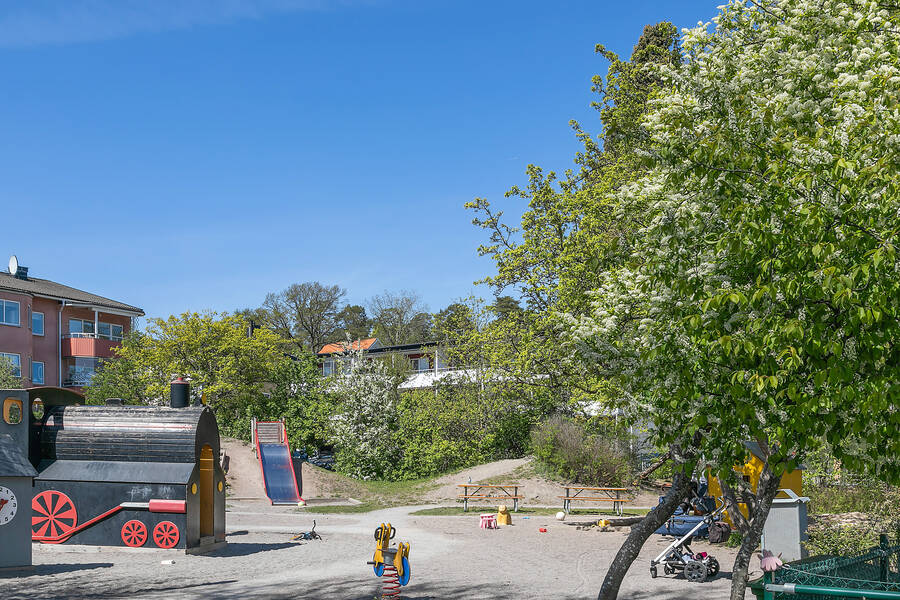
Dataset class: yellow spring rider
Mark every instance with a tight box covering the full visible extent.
[369,522,411,590]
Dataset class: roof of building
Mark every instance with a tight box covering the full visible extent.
[0,272,144,316]
[318,337,379,355]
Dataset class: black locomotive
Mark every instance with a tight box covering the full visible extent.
[8,381,226,552]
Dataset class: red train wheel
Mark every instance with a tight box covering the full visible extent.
[153,521,180,549]
[121,520,148,547]
[32,490,78,543]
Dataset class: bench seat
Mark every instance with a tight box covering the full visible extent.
[556,496,628,501]
[457,495,524,500]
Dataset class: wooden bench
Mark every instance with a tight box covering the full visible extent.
[457,484,522,512]
[560,486,630,515]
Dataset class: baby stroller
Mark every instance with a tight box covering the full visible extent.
[650,503,726,582]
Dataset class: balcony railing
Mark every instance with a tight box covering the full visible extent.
[66,332,124,342]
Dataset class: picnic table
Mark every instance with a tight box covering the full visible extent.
[559,486,630,515]
[457,484,522,512]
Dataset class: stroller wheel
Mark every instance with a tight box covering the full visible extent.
[664,564,674,575]
[684,560,707,583]
[706,557,720,578]
[650,566,657,578]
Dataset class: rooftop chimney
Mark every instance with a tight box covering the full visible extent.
[170,377,190,408]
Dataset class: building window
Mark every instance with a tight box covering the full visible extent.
[0,353,21,377]
[410,356,431,372]
[63,357,101,386]
[98,322,124,341]
[69,318,95,337]
[0,300,19,326]
[322,360,335,376]
[32,311,44,336]
[32,361,44,385]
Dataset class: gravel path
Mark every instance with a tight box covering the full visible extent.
[4,500,755,599]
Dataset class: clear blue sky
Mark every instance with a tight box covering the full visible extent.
[1,0,719,323]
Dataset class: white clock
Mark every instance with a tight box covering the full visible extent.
[0,486,18,525]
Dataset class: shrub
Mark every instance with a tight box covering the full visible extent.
[530,415,635,486]
[804,483,900,557]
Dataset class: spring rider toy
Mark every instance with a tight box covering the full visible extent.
[368,522,411,598]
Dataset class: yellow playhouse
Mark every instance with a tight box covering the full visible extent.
[706,442,802,523]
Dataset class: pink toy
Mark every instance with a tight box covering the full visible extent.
[479,514,497,529]
[759,549,783,572]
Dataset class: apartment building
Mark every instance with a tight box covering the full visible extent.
[0,256,144,390]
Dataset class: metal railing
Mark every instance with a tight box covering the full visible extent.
[63,333,124,342]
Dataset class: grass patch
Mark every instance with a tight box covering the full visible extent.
[302,502,388,514]
[409,506,650,517]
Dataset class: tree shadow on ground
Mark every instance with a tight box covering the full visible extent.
[206,541,298,557]
[0,562,113,579]
[5,577,240,600]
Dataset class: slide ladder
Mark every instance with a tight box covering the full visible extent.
[253,420,303,505]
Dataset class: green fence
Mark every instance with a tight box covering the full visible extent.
[750,535,900,600]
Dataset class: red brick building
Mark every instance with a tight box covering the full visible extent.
[0,256,144,390]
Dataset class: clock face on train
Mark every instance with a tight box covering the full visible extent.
[0,486,17,525]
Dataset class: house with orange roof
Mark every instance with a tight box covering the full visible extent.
[316,337,448,378]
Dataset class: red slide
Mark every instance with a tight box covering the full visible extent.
[254,420,303,505]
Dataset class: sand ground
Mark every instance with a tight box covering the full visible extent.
[4,441,755,598]
[5,501,755,599]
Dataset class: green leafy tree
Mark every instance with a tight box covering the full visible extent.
[574,2,900,597]
[85,312,307,439]
[368,290,431,345]
[251,282,347,352]
[236,353,332,450]
[466,22,681,415]
[335,304,371,341]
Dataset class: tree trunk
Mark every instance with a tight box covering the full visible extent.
[729,462,782,600]
[597,467,692,600]
[632,450,671,485]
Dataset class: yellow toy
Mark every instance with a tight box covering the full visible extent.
[369,522,411,593]
[496,505,512,526]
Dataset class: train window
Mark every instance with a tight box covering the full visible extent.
[3,397,23,425]
[32,399,44,420]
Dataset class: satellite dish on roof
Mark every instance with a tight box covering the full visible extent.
[8,255,17,275]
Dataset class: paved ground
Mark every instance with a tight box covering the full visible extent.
[4,500,754,599]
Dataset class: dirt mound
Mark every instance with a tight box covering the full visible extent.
[222,437,265,499]
[221,436,362,501]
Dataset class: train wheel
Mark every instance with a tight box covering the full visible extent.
[153,521,180,549]
[121,520,148,547]
[32,490,78,543]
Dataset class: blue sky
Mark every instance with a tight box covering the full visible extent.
[1,0,719,323]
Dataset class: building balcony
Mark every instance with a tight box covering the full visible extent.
[61,334,121,359]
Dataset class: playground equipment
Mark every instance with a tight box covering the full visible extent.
[497,504,511,525]
[0,399,38,571]
[369,522,411,597]
[650,504,726,582]
[252,418,304,505]
[7,382,227,552]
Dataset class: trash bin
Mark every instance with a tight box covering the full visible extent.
[761,488,810,562]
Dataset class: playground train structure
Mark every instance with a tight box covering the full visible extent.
[0,380,226,553]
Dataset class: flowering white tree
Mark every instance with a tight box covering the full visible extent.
[329,349,404,480]
[572,1,900,597]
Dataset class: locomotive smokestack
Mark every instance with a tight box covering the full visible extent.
[170,377,190,408]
